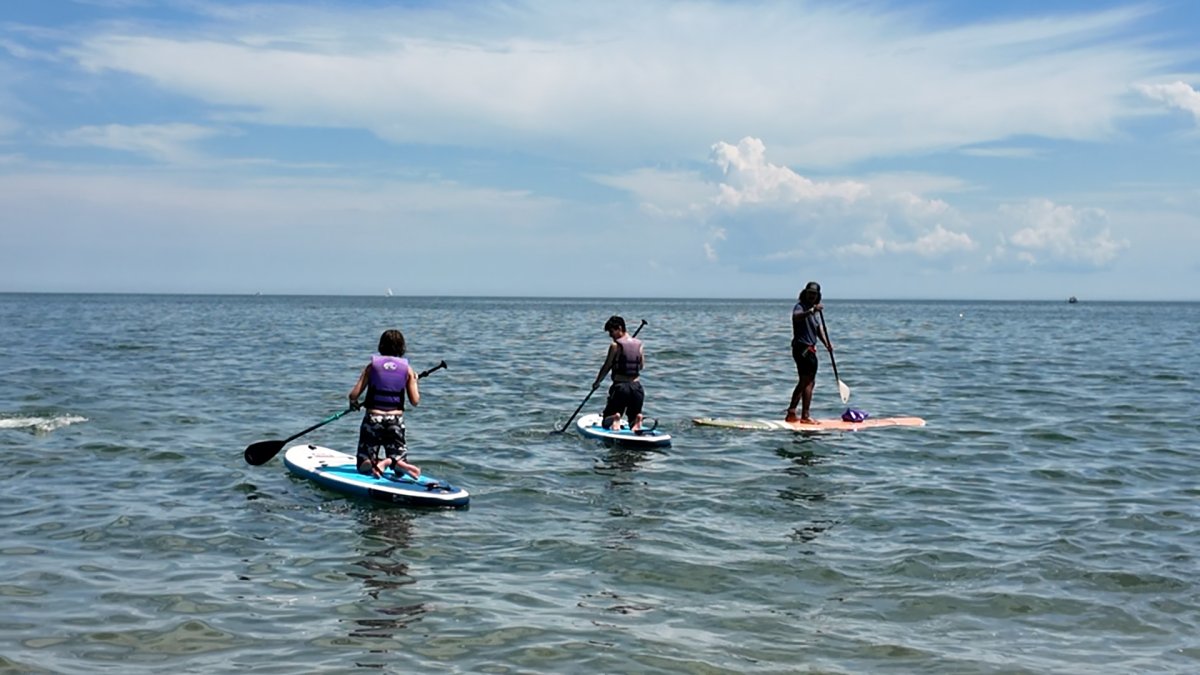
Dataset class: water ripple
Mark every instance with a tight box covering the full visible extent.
[1,296,1198,672]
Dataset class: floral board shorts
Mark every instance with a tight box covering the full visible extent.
[356,413,407,474]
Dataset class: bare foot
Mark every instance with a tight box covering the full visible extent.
[630,414,644,432]
[395,461,421,479]
[799,417,819,425]
[785,409,800,423]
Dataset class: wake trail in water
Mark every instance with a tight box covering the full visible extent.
[0,414,88,433]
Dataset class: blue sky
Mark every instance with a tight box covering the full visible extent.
[1,0,1197,299]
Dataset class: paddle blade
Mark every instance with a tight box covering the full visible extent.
[837,379,851,404]
[244,439,286,466]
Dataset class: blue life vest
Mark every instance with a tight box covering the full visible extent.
[366,355,410,410]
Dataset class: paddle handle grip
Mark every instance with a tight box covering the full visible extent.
[418,360,447,379]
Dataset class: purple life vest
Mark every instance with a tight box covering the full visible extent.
[366,355,410,410]
[615,336,643,377]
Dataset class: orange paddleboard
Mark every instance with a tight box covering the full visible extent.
[692,416,925,432]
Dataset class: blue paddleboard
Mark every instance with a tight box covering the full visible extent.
[283,444,469,508]
[575,413,672,447]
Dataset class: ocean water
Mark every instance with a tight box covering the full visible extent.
[1,294,1198,674]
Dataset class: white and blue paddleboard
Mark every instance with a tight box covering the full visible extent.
[575,413,672,447]
[283,444,469,509]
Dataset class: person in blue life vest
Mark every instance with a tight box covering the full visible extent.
[592,315,646,431]
[348,329,421,479]
[787,281,833,424]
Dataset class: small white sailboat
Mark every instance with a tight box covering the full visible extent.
[386,288,394,297]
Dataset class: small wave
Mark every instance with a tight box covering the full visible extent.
[0,414,89,433]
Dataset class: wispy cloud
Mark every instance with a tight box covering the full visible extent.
[960,146,1044,159]
[52,123,228,163]
[62,2,1174,166]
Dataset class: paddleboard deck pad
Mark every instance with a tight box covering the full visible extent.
[283,444,469,508]
[692,416,926,432]
[576,413,672,447]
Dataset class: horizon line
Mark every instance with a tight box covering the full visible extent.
[1,291,1195,303]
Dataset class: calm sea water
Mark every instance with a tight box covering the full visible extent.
[1,294,1198,674]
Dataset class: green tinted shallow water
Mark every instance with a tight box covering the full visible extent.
[1,294,1198,673]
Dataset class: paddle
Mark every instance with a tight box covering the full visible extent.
[243,359,448,465]
[553,319,647,433]
[817,310,851,403]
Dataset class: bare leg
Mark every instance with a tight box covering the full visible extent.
[787,382,803,421]
[602,413,622,429]
[800,378,818,424]
[631,413,643,432]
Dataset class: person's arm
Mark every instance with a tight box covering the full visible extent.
[406,365,421,407]
[592,342,618,389]
[348,365,370,409]
[819,326,833,353]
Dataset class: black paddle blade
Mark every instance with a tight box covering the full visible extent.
[244,439,286,466]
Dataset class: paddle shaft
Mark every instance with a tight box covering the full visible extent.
[818,310,850,402]
[817,310,840,382]
[554,319,646,433]
[282,408,353,445]
[244,359,447,465]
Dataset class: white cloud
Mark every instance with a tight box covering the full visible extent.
[837,224,976,258]
[703,227,726,262]
[61,2,1177,166]
[52,123,228,163]
[710,138,869,206]
[1000,198,1128,266]
[705,138,974,265]
[960,146,1044,159]
[592,168,712,218]
[1136,81,1200,123]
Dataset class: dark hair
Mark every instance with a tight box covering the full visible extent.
[799,281,822,305]
[603,315,626,332]
[377,329,406,357]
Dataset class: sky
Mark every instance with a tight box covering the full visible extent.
[1,0,1198,300]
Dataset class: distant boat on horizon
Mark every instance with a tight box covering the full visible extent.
[1068,296,1078,303]
[386,288,393,297]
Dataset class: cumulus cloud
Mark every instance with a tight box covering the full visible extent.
[1000,199,1128,266]
[1136,81,1200,123]
[710,138,869,206]
[52,123,228,163]
[700,137,974,267]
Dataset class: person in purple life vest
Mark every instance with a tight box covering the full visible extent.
[348,329,421,479]
[592,315,646,431]
[787,281,833,424]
